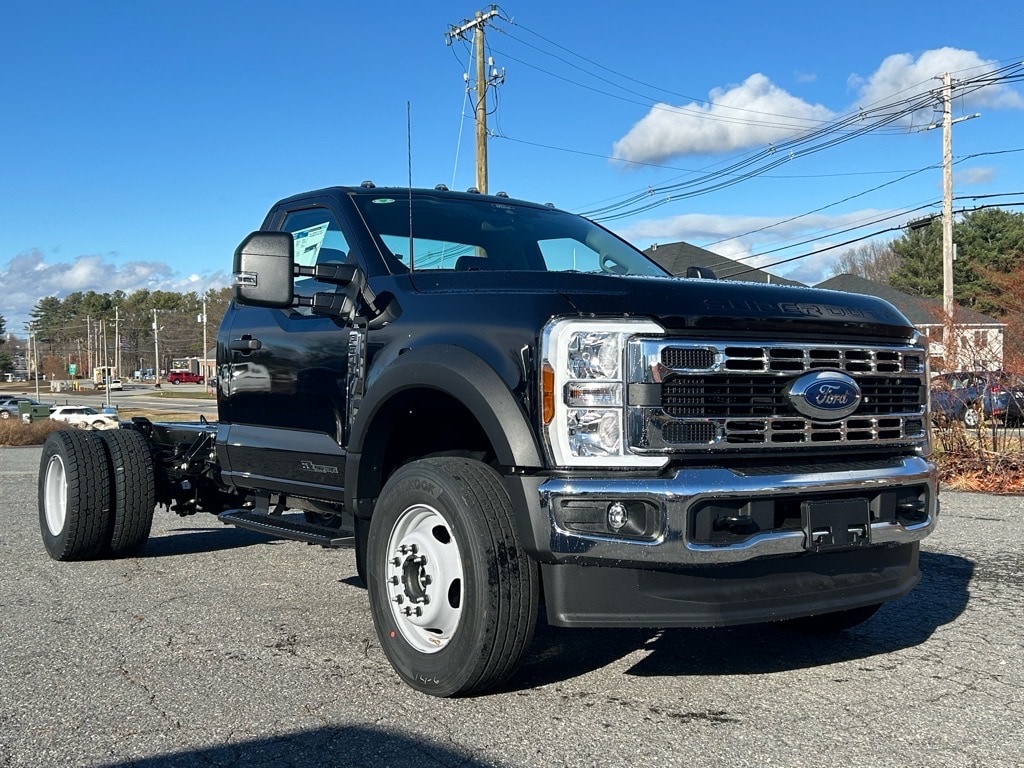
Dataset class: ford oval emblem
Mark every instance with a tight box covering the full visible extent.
[785,371,862,420]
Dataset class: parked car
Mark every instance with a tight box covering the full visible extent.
[0,396,46,420]
[166,370,204,384]
[48,405,120,430]
[107,378,123,391]
[930,371,1024,427]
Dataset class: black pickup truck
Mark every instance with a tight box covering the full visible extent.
[38,183,938,696]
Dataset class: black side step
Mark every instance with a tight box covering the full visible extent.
[218,510,355,548]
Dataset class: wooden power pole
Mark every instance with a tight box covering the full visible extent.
[445,6,503,194]
[934,72,980,371]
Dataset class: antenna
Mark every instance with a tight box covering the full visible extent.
[407,101,415,271]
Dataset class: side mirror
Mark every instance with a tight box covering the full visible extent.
[233,231,295,308]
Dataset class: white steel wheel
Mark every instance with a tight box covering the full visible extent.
[43,454,68,537]
[383,502,464,654]
[367,457,539,697]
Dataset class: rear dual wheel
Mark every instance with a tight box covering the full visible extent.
[38,429,156,561]
[39,431,112,560]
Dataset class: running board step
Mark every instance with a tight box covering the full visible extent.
[218,510,355,548]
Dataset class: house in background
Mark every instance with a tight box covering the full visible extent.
[644,240,1005,371]
[816,274,1004,372]
[644,242,804,286]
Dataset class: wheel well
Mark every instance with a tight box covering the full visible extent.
[356,387,495,511]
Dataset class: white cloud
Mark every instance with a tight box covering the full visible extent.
[958,166,996,186]
[775,244,845,286]
[619,208,903,286]
[620,209,889,249]
[0,249,229,333]
[612,48,1022,165]
[850,48,1024,115]
[612,74,834,164]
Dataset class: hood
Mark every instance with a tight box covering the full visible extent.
[407,271,916,340]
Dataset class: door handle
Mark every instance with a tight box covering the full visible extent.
[229,337,262,352]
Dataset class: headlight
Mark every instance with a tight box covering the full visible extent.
[541,317,666,468]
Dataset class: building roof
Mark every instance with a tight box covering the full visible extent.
[644,242,804,286]
[814,273,1003,327]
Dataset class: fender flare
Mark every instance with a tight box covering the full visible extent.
[347,345,542,495]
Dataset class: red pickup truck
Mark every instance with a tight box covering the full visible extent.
[166,370,204,385]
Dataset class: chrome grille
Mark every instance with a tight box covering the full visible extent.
[632,340,928,452]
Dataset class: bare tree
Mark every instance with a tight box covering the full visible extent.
[830,241,901,283]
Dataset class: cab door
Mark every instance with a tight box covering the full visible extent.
[218,202,356,501]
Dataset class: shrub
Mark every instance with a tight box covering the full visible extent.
[0,418,68,447]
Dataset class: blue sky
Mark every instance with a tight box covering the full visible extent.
[2,0,1022,333]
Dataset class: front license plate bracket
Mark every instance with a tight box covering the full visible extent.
[802,499,870,552]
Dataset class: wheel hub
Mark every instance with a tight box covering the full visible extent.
[383,504,463,654]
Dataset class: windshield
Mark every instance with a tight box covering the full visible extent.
[351,192,668,277]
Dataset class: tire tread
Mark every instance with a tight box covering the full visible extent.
[38,430,112,560]
[99,429,156,557]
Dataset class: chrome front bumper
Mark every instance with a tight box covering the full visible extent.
[536,455,937,568]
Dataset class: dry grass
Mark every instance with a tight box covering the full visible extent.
[0,418,69,446]
[932,420,1024,493]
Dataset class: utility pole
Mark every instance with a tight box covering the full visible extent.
[102,321,111,408]
[114,306,121,380]
[445,6,504,194]
[941,71,955,371]
[152,309,161,388]
[932,72,980,371]
[31,332,40,402]
[200,297,208,382]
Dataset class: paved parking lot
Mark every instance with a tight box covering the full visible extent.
[1,444,1022,767]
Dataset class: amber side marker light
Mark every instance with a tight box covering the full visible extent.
[542,362,555,425]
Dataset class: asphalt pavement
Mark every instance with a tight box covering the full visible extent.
[1,444,1022,767]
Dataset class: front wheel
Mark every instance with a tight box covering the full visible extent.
[366,457,539,697]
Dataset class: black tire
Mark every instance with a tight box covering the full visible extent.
[366,457,539,697]
[99,429,156,557]
[38,430,112,561]
[0,411,10,419]
[781,604,882,634]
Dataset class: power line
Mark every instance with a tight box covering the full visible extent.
[722,200,1024,281]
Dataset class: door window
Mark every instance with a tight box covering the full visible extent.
[282,208,352,305]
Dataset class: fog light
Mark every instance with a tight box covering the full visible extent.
[607,502,628,531]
